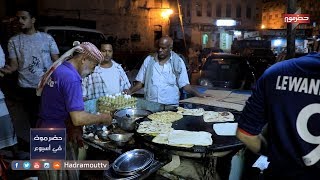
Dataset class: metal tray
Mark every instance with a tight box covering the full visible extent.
[105,159,163,180]
[112,149,154,174]
[114,159,153,176]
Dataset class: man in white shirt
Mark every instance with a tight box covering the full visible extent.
[82,42,131,100]
[0,44,18,158]
[126,36,207,105]
[0,7,59,128]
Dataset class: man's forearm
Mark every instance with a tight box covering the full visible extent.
[183,84,202,97]
[0,65,16,74]
[236,129,262,154]
[128,82,143,95]
[51,54,59,62]
[70,111,112,126]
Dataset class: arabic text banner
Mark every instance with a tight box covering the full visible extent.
[30,128,66,160]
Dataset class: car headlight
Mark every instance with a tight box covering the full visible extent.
[198,78,213,87]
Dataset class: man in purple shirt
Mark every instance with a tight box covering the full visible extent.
[36,42,112,179]
[37,42,112,128]
[37,42,112,132]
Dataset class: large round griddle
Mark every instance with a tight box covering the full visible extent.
[135,103,244,153]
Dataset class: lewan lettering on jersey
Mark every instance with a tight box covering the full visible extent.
[275,76,320,95]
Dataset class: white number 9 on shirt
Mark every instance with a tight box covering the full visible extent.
[296,103,320,166]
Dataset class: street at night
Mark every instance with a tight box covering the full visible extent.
[0,0,319,180]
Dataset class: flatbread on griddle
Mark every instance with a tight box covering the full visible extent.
[203,111,234,122]
[219,111,234,122]
[137,121,173,134]
[168,130,213,146]
[177,107,205,116]
[203,111,220,122]
[147,111,183,123]
[152,133,194,148]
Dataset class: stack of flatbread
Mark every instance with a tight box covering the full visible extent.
[177,107,205,116]
[147,111,183,123]
[203,111,234,122]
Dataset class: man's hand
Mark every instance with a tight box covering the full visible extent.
[197,93,214,98]
[0,65,14,75]
[65,118,84,147]
[183,84,213,98]
[123,89,130,95]
[99,112,113,125]
[69,126,84,147]
[0,71,4,77]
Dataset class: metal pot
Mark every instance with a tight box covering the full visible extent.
[113,108,152,131]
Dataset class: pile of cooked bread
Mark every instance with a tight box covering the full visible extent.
[98,93,137,113]
[136,108,235,147]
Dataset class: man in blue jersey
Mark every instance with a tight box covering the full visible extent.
[236,53,320,179]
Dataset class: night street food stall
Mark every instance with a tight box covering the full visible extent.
[83,89,250,179]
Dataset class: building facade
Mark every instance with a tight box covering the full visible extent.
[37,0,172,51]
[261,0,320,31]
[169,0,262,52]
[261,0,318,54]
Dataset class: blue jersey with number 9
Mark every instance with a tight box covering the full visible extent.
[238,53,320,178]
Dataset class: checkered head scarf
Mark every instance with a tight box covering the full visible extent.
[36,42,103,96]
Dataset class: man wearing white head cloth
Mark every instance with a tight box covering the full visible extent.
[37,42,112,128]
[36,42,112,179]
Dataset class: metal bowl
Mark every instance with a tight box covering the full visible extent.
[112,149,154,175]
[113,108,152,131]
[108,133,134,146]
[96,130,110,141]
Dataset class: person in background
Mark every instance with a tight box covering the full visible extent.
[188,46,200,73]
[236,53,320,179]
[36,42,112,179]
[0,7,59,128]
[126,36,208,105]
[0,45,18,180]
[0,44,18,149]
[82,42,131,100]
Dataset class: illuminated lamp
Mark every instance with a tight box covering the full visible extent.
[161,9,173,18]
[216,19,236,26]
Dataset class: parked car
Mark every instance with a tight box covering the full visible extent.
[200,47,224,60]
[198,48,224,68]
[38,26,107,53]
[242,48,276,79]
[197,53,255,90]
[276,52,309,62]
